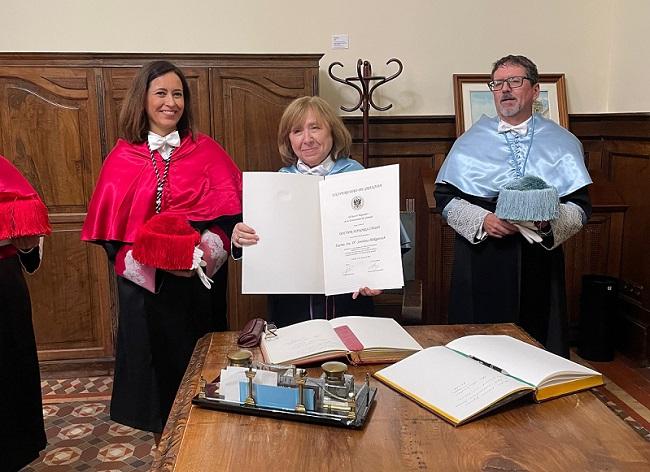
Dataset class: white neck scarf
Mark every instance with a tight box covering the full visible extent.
[148,131,180,160]
[295,155,334,176]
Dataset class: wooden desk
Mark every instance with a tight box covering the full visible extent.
[152,324,650,471]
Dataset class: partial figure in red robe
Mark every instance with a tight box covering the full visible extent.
[0,155,51,471]
[82,61,242,434]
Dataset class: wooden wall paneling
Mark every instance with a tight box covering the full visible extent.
[212,67,318,171]
[345,117,456,324]
[102,68,133,153]
[416,169,455,325]
[367,153,435,206]
[0,67,112,361]
[569,113,650,140]
[571,114,650,364]
[606,143,650,309]
[608,141,650,364]
[582,139,605,175]
[416,169,432,321]
[344,116,455,206]
[211,66,319,330]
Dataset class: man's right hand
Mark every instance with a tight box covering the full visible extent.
[483,213,518,238]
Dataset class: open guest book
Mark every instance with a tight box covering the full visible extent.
[260,316,422,366]
[373,335,604,426]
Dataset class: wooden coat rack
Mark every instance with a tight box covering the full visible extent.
[328,58,403,167]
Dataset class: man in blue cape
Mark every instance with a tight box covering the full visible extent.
[435,55,592,356]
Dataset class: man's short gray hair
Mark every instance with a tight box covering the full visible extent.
[491,55,539,84]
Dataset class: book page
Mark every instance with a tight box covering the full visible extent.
[319,165,404,295]
[329,316,422,351]
[446,335,600,388]
[374,346,532,425]
[242,172,324,294]
[260,319,347,365]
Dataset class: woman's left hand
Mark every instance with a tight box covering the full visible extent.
[352,287,383,299]
[232,222,259,248]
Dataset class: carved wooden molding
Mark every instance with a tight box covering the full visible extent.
[0,52,323,68]
[343,113,650,142]
[151,334,213,471]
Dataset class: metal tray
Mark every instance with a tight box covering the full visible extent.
[192,386,377,429]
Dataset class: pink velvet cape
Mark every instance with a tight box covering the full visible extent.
[81,133,242,244]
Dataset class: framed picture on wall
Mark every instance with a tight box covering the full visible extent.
[452,73,568,136]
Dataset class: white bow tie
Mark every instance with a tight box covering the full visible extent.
[148,131,180,159]
[497,120,529,136]
[296,156,334,176]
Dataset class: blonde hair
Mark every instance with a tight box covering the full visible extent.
[277,96,352,166]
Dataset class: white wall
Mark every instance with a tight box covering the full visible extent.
[606,0,650,112]
[3,0,645,115]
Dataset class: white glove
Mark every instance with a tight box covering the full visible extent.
[191,246,213,289]
[511,221,543,244]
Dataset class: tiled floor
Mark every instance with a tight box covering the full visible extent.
[41,377,113,404]
[22,377,155,471]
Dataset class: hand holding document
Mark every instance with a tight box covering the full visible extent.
[242,164,404,295]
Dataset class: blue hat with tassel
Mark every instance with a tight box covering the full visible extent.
[495,175,559,221]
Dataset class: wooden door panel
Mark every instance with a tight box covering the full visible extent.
[0,72,92,208]
[213,68,316,172]
[29,228,112,359]
[610,150,650,308]
[0,67,112,361]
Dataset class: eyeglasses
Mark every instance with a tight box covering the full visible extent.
[264,322,278,340]
[487,76,533,91]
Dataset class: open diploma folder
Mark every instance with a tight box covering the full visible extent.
[260,316,422,366]
[374,335,604,426]
[242,164,404,295]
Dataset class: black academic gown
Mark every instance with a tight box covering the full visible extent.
[0,249,47,471]
[105,217,236,433]
[268,293,375,328]
[434,184,591,357]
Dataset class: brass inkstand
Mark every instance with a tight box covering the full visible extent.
[193,352,377,428]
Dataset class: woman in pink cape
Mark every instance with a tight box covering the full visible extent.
[82,61,242,435]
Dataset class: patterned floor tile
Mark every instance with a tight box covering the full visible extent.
[22,400,155,472]
[41,377,113,403]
